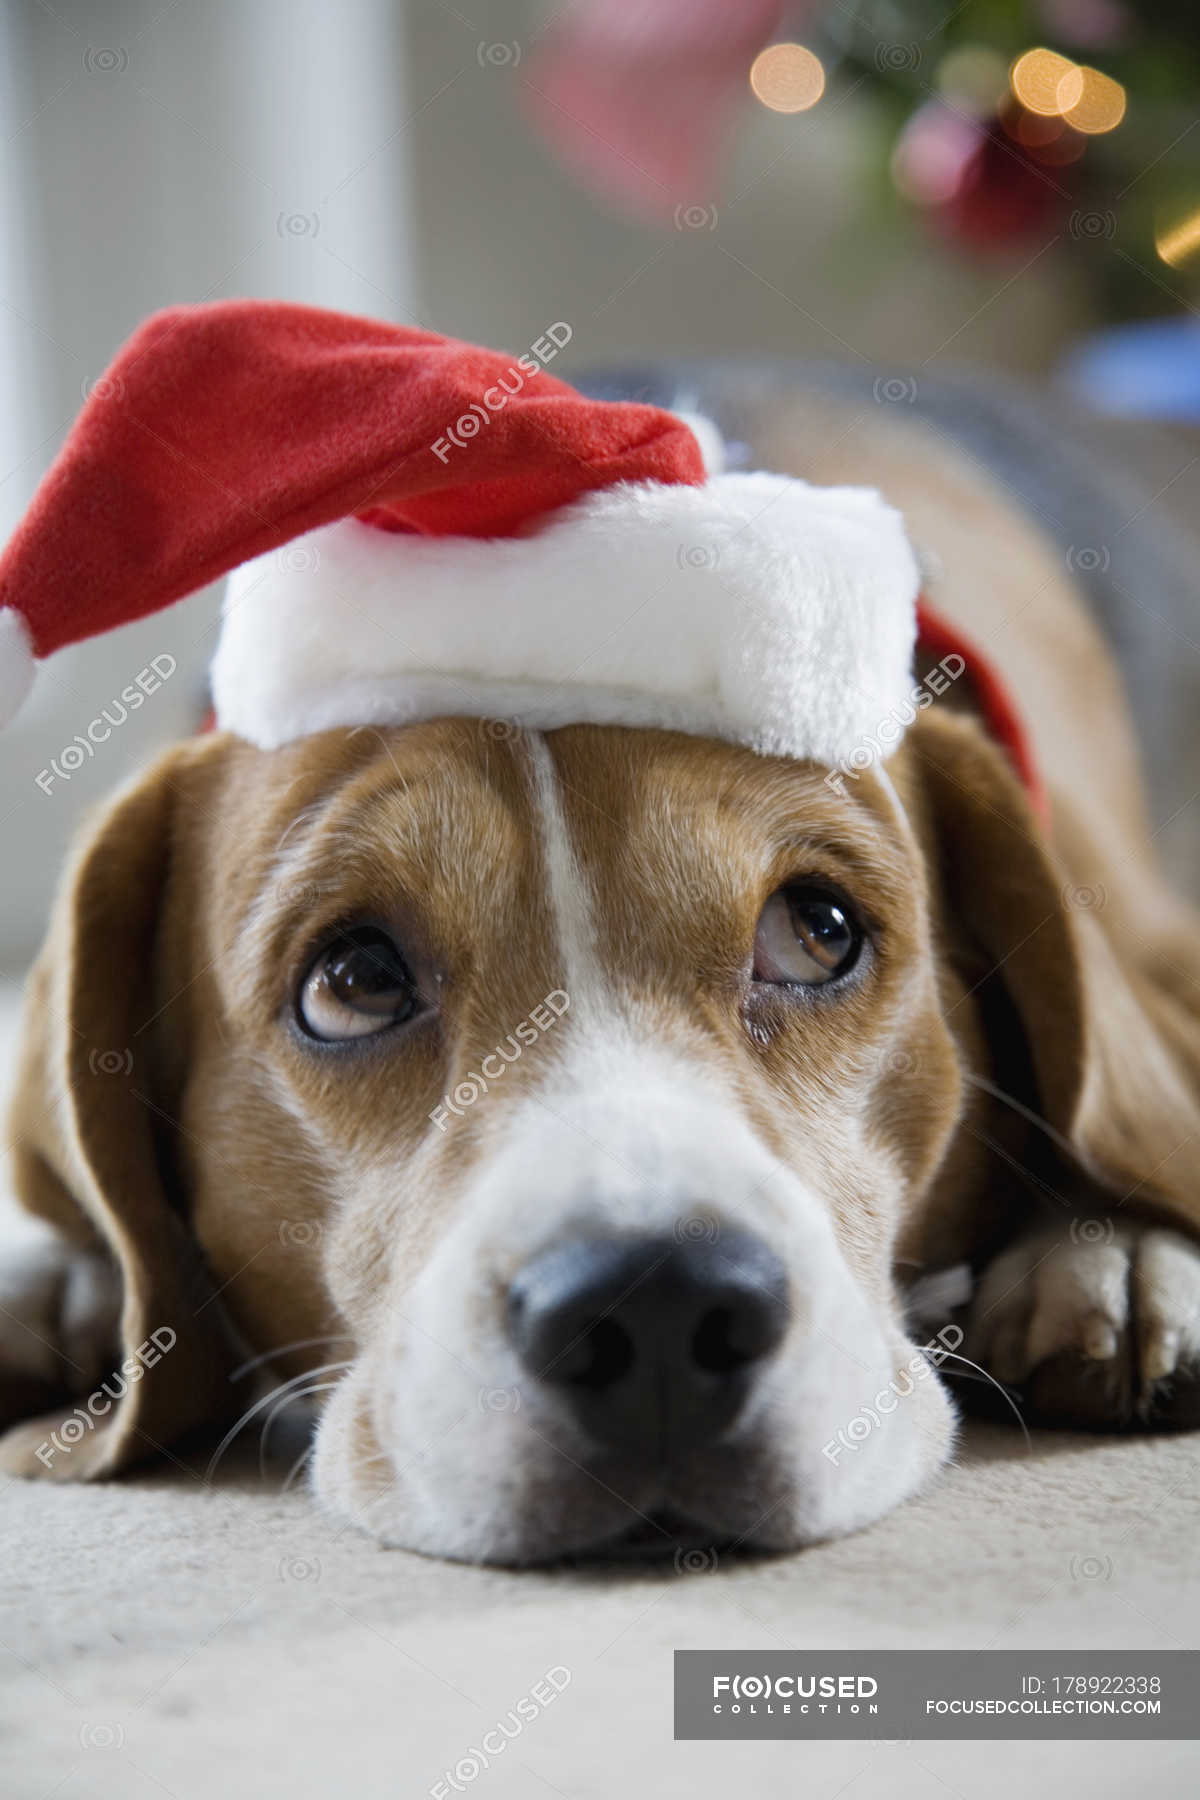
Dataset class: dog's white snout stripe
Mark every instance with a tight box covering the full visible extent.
[524,732,605,1021]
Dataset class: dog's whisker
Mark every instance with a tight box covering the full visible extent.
[230,1335,354,1382]
[933,1348,1034,1453]
[259,1378,344,1479]
[962,1116,1076,1213]
[205,1361,354,1482]
[963,1071,1079,1164]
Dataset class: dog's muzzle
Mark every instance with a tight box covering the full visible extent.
[505,1229,790,1462]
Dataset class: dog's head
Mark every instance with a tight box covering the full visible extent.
[14,692,1186,1564]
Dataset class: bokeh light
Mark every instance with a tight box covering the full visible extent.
[1063,67,1126,134]
[1010,47,1077,116]
[890,106,978,206]
[750,43,826,114]
[1009,47,1125,135]
[1156,207,1200,269]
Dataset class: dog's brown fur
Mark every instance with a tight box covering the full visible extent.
[4,401,1200,1557]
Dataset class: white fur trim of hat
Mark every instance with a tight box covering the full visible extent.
[213,467,920,766]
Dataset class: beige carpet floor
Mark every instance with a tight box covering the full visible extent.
[1,999,1198,1800]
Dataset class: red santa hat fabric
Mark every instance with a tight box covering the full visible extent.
[0,302,702,670]
[0,300,928,775]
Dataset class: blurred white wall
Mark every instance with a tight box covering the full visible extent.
[0,0,415,967]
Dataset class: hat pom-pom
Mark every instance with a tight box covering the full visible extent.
[0,609,35,728]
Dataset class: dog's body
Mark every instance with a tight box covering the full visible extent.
[4,380,1200,1564]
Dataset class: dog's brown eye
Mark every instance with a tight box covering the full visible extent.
[753,885,862,987]
[298,928,420,1041]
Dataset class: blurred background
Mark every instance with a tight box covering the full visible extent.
[1,0,1198,968]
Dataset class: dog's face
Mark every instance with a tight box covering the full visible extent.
[145,720,963,1561]
[17,705,1200,1557]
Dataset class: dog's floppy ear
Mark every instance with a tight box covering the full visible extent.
[904,707,1200,1245]
[1,742,235,1478]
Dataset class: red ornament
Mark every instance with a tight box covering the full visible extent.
[943,115,1066,245]
[893,100,1072,249]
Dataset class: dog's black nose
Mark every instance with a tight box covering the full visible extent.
[506,1230,789,1460]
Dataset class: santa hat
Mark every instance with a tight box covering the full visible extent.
[0,300,1039,802]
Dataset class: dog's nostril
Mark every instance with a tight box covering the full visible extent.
[691,1303,771,1374]
[506,1228,789,1460]
[556,1316,635,1389]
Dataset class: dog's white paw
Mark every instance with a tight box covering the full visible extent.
[966,1221,1200,1428]
[0,1206,121,1416]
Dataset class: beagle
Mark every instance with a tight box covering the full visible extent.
[3,341,1200,1566]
